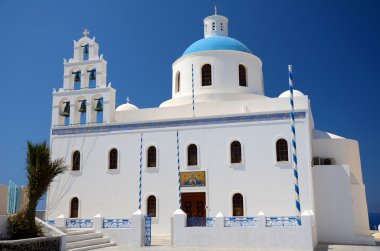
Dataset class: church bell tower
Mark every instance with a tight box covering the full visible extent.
[51,29,116,127]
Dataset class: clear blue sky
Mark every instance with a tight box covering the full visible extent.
[0,0,379,212]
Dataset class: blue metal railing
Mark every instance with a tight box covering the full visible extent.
[224,217,257,227]
[266,216,301,227]
[186,217,216,227]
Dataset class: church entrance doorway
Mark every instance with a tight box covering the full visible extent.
[182,192,206,226]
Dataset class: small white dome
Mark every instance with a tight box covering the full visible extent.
[278,90,304,98]
[116,102,138,111]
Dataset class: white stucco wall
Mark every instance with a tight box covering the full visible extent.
[172,211,316,250]
[47,109,313,236]
[312,136,372,244]
[163,50,264,107]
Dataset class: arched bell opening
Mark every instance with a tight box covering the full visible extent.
[91,95,103,124]
[81,43,89,61]
[59,98,70,126]
[87,68,96,89]
[75,96,86,125]
[71,68,81,90]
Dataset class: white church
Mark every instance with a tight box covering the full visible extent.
[46,9,375,250]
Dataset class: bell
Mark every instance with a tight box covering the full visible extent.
[62,102,70,116]
[83,44,89,55]
[89,70,96,80]
[79,100,86,113]
[74,71,81,82]
[95,99,103,112]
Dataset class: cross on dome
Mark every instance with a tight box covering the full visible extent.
[214,3,218,15]
[82,28,90,37]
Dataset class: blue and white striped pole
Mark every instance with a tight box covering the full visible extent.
[191,64,195,117]
[288,65,301,219]
[176,131,182,209]
[138,133,143,210]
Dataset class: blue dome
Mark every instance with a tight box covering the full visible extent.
[183,36,252,56]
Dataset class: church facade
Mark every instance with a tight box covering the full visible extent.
[46,10,373,246]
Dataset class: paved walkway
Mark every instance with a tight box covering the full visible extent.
[100,244,380,251]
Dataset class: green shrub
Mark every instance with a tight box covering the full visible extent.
[8,210,43,239]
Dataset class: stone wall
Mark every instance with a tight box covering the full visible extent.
[0,236,61,251]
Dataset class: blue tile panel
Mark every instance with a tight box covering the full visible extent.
[186,217,216,227]
[103,219,132,228]
[224,217,258,227]
[66,219,93,228]
[266,216,301,227]
[52,112,306,136]
[45,220,56,227]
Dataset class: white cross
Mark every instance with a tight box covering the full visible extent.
[82,28,90,37]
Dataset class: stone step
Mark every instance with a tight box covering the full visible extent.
[67,232,103,243]
[67,242,116,251]
[66,237,111,249]
[151,236,171,246]
[66,229,95,236]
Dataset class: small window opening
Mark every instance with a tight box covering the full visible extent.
[231,141,242,164]
[72,151,80,171]
[70,197,79,218]
[233,193,244,216]
[147,146,157,167]
[201,64,212,86]
[109,148,118,169]
[276,139,289,162]
[239,64,247,87]
[175,72,180,93]
[187,144,198,166]
[147,195,156,217]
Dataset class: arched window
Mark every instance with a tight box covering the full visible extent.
[276,139,289,162]
[230,141,242,164]
[202,64,212,86]
[212,22,216,31]
[147,195,156,217]
[70,197,79,218]
[175,71,180,93]
[72,151,80,171]
[109,148,118,169]
[147,146,157,167]
[187,144,198,166]
[239,64,247,87]
[232,193,244,216]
